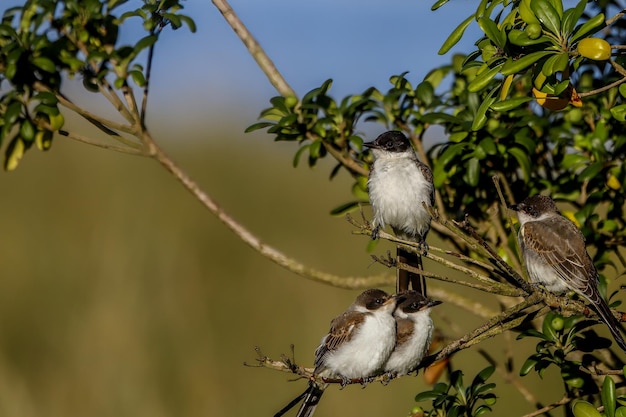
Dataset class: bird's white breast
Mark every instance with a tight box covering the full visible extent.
[384,311,433,375]
[368,154,433,240]
[322,312,396,379]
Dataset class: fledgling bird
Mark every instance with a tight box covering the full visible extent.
[510,195,626,352]
[384,290,441,377]
[364,131,435,294]
[274,289,398,417]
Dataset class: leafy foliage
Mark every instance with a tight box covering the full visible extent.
[0,0,195,170]
[414,366,497,417]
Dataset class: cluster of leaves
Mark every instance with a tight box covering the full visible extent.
[518,312,624,394]
[412,366,497,417]
[572,377,626,417]
[0,0,195,170]
[250,0,626,269]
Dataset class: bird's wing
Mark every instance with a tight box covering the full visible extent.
[394,318,415,349]
[522,217,597,297]
[418,163,435,206]
[313,311,365,368]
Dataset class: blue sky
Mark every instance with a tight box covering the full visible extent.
[0,1,481,133]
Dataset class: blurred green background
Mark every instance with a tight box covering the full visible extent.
[0,111,565,417]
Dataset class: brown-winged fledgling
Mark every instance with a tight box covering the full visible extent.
[274,289,397,417]
[383,290,441,377]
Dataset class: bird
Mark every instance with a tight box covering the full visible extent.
[383,290,441,377]
[274,289,398,417]
[510,194,626,352]
[364,131,435,294]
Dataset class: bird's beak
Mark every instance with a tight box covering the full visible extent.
[426,299,442,309]
[363,142,378,149]
[383,295,398,305]
[508,204,518,211]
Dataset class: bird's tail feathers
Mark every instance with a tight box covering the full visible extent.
[592,295,626,353]
[295,384,325,417]
[397,247,426,296]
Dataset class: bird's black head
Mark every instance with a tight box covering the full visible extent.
[364,131,411,153]
[356,288,392,310]
[509,195,559,218]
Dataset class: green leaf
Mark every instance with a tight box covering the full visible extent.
[519,357,538,376]
[501,51,553,76]
[602,377,616,417]
[439,15,474,55]
[292,144,310,167]
[31,56,56,73]
[490,97,532,112]
[471,88,497,130]
[467,63,504,93]
[509,147,531,181]
[530,0,561,35]
[570,13,606,44]
[431,0,450,11]
[478,17,504,49]
[416,81,434,106]
[245,122,274,133]
[561,0,586,36]
[133,35,157,53]
[508,29,551,46]
[571,400,602,417]
[330,201,361,216]
[541,52,569,76]
[466,157,480,186]
[609,104,626,122]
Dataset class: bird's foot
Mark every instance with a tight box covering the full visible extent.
[339,376,352,389]
[380,372,396,385]
[418,239,429,256]
[371,226,381,240]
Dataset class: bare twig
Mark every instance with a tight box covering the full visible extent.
[58,130,147,155]
[519,396,573,417]
[211,0,296,97]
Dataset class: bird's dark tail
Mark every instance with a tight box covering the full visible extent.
[295,384,325,417]
[590,292,626,353]
[274,384,324,417]
[397,247,426,296]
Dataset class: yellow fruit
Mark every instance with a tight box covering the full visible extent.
[577,38,612,61]
[607,175,621,190]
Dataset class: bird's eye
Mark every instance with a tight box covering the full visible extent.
[385,141,394,149]
[376,298,385,304]
[411,303,418,310]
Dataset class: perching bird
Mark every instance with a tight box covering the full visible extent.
[510,194,626,352]
[365,131,434,295]
[274,289,398,417]
[384,290,441,376]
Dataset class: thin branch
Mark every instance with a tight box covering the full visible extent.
[32,82,139,139]
[147,138,392,288]
[427,287,499,319]
[211,0,296,97]
[322,144,368,177]
[425,293,544,364]
[519,396,573,417]
[606,9,626,27]
[395,260,523,296]
[58,130,147,155]
[578,74,626,98]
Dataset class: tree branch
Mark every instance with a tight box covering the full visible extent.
[211,0,296,97]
